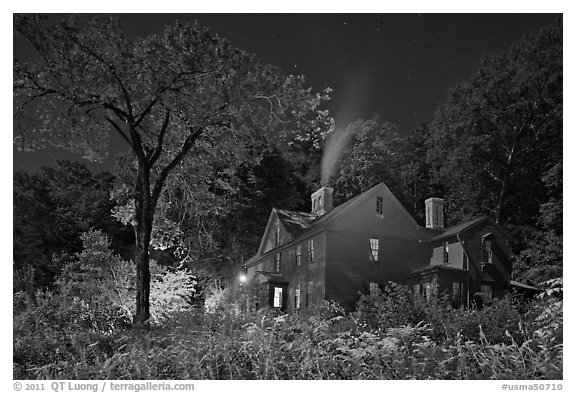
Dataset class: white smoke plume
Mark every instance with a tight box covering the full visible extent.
[320,123,357,187]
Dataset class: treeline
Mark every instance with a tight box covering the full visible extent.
[14,21,562,296]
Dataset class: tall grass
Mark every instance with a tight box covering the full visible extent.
[14,289,562,380]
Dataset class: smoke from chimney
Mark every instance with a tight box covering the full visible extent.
[320,124,357,186]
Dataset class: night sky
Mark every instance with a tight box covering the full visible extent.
[13,13,561,172]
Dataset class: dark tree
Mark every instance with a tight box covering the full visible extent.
[14,15,330,324]
[427,23,562,227]
[329,118,402,205]
[13,161,131,291]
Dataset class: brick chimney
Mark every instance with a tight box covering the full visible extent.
[425,197,444,229]
[311,187,333,216]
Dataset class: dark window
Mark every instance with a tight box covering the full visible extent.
[295,245,301,266]
[369,238,379,261]
[376,196,383,215]
[482,240,493,264]
[443,242,450,264]
[307,239,314,263]
[413,283,421,303]
[274,253,281,272]
[275,226,281,245]
[423,282,431,301]
[452,281,463,307]
[295,283,301,310]
[306,280,313,307]
[481,284,492,299]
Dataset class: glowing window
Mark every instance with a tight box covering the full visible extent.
[369,238,379,261]
[273,287,283,308]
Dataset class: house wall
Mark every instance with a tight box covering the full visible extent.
[251,233,326,312]
[324,188,431,311]
[430,241,465,268]
[461,222,512,297]
[262,217,291,254]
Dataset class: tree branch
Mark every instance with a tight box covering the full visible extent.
[150,126,204,209]
[148,109,171,167]
[105,116,132,147]
[65,32,134,119]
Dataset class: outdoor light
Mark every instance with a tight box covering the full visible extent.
[239,274,247,283]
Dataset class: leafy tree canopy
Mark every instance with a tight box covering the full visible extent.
[426,23,562,228]
[14,14,331,323]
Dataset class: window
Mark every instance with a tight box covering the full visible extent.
[273,287,283,308]
[275,225,281,245]
[376,196,383,216]
[452,281,463,307]
[443,242,450,264]
[483,240,493,264]
[307,239,314,263]
[481,284,492,299]
[482,234,494,265]
[423,282,431,301]
[295,245,301,266]
[414,281,432,302]
[274,253,281,272]
[413,283,421,302]
[369,238,380,262]
[306,280,313,307]
[295,283,301,310]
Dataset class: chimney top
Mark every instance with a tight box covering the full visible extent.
[311,187,333,216]
[425,197,444,229]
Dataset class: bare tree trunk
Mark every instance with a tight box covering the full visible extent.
[134,162,153,326]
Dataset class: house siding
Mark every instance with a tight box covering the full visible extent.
[461,223,511,297]
[245,183,513,314]
[430,241,465,268]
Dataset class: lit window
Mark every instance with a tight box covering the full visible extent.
[369,238,380,262]
[443,242,450,264]
[295,284,301,310]
[307,239,314,263]
[306,280,313,307]
[274,253,281,272]
[295,245,301,266]
[376,196,383,216]
[273,287,283,308]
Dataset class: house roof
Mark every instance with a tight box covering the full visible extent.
[254,271,289,284]
[245,184,384,267]
[275,209,317,238]
[510,280,542,292]
[427,217,487,242]
[408,264,469,276]
[428,215,514,243]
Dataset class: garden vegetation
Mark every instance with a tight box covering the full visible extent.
[13,231,562,380]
